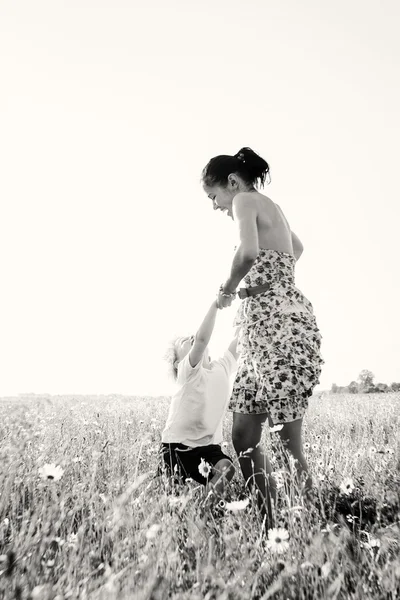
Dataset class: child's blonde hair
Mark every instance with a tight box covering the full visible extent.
[164,337,180,381]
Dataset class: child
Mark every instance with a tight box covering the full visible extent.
[161,300,238,495]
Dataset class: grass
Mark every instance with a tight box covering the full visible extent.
[0,392,399,599]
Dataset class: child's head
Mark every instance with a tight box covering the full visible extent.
[165,335,210,380]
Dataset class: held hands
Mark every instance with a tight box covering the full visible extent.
[217,285,237,309]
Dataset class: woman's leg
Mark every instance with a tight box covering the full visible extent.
[232,412,276,527]
[277,417,312,496]
[207,458,235,496]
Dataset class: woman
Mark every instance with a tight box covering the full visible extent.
[201,147,324,523]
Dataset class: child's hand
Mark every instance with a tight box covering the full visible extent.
[217,288,236,309]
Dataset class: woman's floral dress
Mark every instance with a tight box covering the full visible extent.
[229,248,324,424]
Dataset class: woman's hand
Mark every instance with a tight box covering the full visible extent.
[217,285,236,309]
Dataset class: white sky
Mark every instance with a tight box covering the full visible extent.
[1,0,399,396]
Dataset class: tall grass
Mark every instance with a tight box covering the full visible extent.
[0,393,399,599]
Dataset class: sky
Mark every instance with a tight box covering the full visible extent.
[1,0,399,396]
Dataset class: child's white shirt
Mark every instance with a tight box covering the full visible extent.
[161,350,237,447]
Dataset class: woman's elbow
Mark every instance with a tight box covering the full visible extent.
[294,246,304,261]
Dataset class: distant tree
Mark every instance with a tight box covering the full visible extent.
[348,381,359,394]
[358,370,375,393]
[390,382,400,392]
[331,383,338,394]
[375,383,389,393]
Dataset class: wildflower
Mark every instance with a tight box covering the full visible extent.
[168,496,183,508]
[269,424,284,433]
[301,561,314,570]
[321,561,332,578]
[311,443,318,451]
[146,524,161,540]
[304,442,310,450]
[241,447,254,456]
[369,447,377,455]
[266,527,290,554]
[271,471,284,490]
[38,463,64,481]
[317,459,324,468]
[67,533,78,548]
[31,586,51,599]
[321,523,338,534]
[198,458,212,479]
[370,538,380,548]
[222,441,229,449]
[225,498,249,512]
[385,448,394,455]
[346,515,358,524]
[340,477,355,496]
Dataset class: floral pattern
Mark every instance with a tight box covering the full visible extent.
[229,248,324,423]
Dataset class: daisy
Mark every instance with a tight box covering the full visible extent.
[198,458,212,479]
[304,442,310,450]
[225,498,249,512]
[269,424,284,433]
[266,527,289,554]
[146,524,161,540]
[38,464,64,481]
[339,477,355,496]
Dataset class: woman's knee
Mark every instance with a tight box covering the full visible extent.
[232,413,266,453]
[213,459,235,481]
[232,425,255,454]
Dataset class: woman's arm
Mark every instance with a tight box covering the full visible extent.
[291,231,304,261]
[221,193,258,294]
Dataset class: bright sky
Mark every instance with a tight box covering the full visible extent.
[1,0,399,396]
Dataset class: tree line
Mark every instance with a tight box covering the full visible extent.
[330,370,400,394]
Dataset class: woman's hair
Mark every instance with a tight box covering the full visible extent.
[202,147,270,189]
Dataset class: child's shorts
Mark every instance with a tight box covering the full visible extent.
[159,443,232,485]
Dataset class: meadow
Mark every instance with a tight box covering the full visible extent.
[0,392,399,600]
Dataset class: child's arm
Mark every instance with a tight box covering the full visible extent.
[189,300,219,368]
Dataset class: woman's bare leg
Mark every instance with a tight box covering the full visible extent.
[206,458,235,496]
[277,417,312,496]
[232,413,276,527]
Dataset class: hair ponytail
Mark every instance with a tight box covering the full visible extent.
[202,147,270,188]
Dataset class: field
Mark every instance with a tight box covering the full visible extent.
[0,392,399,600]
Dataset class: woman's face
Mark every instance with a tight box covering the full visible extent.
[203,183,235,217]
